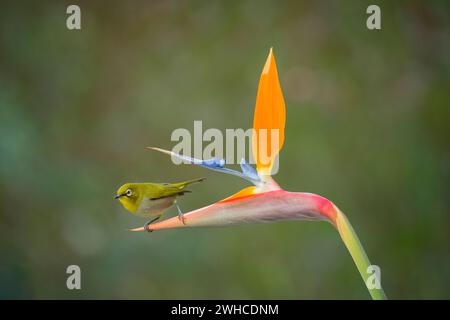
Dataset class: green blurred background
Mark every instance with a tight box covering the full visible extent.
[1,0,449,299]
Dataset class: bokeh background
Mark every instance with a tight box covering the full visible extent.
[1,0,449,299]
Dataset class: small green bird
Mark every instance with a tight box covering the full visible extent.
[115,178,205,229]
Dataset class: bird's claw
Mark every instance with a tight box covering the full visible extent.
[143,217,159,232]
[176,204,186,225]
[178,215,186,225]
[143,222,153,232]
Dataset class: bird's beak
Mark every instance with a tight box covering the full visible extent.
[115,194,124,199]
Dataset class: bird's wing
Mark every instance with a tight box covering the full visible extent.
[146,183,186,200]
[149,192,186,201]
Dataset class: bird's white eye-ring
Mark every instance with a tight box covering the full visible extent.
[126,189,132,197]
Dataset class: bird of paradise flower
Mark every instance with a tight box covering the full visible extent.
[132,48,387,300]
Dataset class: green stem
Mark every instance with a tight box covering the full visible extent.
[334,207,387,300]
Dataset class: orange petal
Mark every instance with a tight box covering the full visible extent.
[219,186,258,203]
[252,48,286,176]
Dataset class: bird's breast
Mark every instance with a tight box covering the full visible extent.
[135,196,177,217]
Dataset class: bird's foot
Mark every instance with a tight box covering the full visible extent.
[143,217,159,232]
[176,204,186,225]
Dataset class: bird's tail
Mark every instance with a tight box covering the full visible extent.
[172,177,206,190]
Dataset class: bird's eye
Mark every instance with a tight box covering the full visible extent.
[126,189,132,197]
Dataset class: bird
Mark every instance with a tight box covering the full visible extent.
[115,177,205,230]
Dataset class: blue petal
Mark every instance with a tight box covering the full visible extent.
[148,147,261,185]
[240,159,259,181]
[202,158,225,168]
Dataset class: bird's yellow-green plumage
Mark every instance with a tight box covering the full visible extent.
[115,178,205,218]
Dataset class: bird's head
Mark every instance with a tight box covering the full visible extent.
[115,183,142,213]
